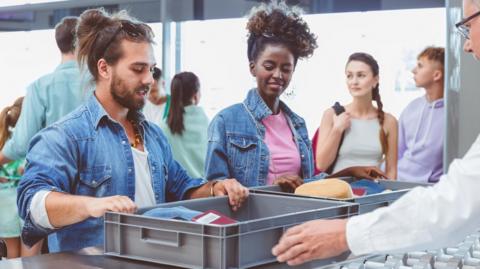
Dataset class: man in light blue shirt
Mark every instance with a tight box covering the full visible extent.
[0,16,86,165]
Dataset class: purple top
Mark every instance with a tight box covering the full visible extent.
[398,96,444,183]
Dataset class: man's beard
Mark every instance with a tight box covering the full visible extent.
[110,72,149,111]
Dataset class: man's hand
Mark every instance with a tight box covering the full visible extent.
[213,178,249,211]
[85,195,137,218]
[332,166,387,180]
[0,177,8,183]
[272,219,349,266]
[273,174,303,192]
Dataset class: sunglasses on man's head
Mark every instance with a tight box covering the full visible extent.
[119,20,151,38]
[102,20,151,57]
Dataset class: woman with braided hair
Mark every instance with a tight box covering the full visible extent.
[0,98,23,150]
[315,52,398,179]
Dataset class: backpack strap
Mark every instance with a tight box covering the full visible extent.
[332,101,345,115]
[325,102,346,174]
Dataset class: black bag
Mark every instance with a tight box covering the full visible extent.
[325,102,346,174]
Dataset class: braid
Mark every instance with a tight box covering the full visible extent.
[0,97,23,149]
[0,106,12,150]
[372,85,384,125]
[372,84,387,157]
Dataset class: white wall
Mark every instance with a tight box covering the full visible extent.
[0,23,163,110]
[180,8,446,137]
[0,29,58,108]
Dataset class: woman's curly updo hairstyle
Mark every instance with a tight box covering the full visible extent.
[246,1,317,66]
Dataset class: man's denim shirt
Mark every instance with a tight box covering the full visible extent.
[205,89,315,187]
[17,94,206,252]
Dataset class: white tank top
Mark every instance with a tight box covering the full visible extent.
[332,118,383,173]
[132,147,156,208]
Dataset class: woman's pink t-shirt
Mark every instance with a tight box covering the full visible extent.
[262,111,302,185]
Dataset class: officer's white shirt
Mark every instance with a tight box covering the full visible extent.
[347,134,480,255]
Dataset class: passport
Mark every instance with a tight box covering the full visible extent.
[352,188,367,196]
[192,210,237,225]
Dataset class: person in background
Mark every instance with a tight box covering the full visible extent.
[0,15,82,255]
[17,8,248,253]
[0,97,42,258]
[160,71,209,178]
[314,52,398,179]
[0,16,85,167]
[143,66,169,125]
[397,47,445,183]
[272,0,480,265]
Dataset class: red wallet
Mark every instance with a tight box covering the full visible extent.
[352,188,367,196]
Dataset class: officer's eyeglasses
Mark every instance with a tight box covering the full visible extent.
[456,11,480,40]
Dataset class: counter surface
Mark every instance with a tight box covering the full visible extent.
[0,246,183,269]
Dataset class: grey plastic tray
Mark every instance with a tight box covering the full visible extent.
[104,193,358,269]
[250,179,430,214]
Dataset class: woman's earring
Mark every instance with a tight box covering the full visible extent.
[283,87,296,100]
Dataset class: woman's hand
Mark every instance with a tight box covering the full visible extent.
[331,166,387,180]
[332,112,351,132]
[273,175,303,192]
[213,178,249,211]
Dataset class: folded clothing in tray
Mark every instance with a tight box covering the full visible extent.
[142,206,237,224]
[349,179,386,195]
[142,206,202,221]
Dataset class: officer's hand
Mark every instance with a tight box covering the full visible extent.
[272,219,349,266]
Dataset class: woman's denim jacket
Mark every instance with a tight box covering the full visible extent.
[205,89,314,187]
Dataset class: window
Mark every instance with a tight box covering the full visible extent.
[181,8,446,136]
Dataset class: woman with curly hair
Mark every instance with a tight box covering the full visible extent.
[205,1,382,190]
[204,1,317,189]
